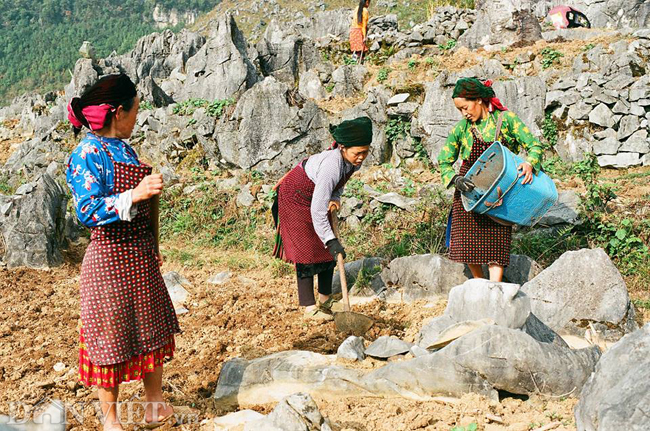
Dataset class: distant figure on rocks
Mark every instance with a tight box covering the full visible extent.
[548,5,591,30]
[438,78,544,282]
[350,0,371,63]
[66,74,182,430]
[273,117,372,321]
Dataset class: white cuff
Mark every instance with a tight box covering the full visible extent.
[115,190,138,222]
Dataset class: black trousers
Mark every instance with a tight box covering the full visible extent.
[296,267,334,307]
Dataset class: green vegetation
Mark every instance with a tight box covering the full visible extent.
[0,174,12,195]
[140,100,154,111]
[540,47,564,69]
[542,112,559,149]
[408,59,418,70]
[0,0,214,105]
[172,98,235,118]
[385,118,411,145]
[377,68,390,83]
[438,39,457,51]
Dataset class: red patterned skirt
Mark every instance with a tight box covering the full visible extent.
[349,27,368,52]
[448,132,511,267]
[78,327,175,388]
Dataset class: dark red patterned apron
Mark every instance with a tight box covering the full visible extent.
[276,156,352,265]
[449,129,512,267]
[80,139,180,366]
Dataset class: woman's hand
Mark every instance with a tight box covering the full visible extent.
[132,174,163,203]
[518,162,534,185]
[328,200,341,213]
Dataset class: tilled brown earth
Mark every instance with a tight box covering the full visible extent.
[0,249,582,431]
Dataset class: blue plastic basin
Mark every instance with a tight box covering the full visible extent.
[461,142,558,226]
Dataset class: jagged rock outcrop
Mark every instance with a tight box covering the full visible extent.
[521,248,637,342]
[0,174,68,269]
[212,77,331,174]
[575,323,650,431]
[460,0,542,50]
[180,14,260,101]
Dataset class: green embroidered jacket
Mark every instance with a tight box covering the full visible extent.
[437,111,544,187]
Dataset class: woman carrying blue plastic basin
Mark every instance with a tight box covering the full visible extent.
[437,77,544,282]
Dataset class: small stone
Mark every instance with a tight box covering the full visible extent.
[236,184,255,207]
[593,137,621,155]
[598,153,642,168]
[387,93,410,106]
[375,192,418,211]
[53,362,66,373]
[589,104,616,128]
[619,130,650,153]
[337,336,366,361]
[617,116,640,140]
[365,336,413,359]
[611,100,630,115]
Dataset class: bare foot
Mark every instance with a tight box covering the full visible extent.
[145,402,174,424]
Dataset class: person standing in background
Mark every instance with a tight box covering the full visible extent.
[350,0,371,63]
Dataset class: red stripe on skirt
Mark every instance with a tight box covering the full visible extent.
[78,327,175,388]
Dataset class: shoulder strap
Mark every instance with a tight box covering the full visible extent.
[494,111,504,143]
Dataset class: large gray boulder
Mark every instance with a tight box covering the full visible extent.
[213,77,331,174]
[418,279,568,350]
[256,21,322,86]
[459,0,542,50]
[331,257,385,297]
[213,351,368,410]
[181,14,259,101]
[538,190,581,226]
[575,323,650,431]
[521,248,637,341]
[418,279,540,348]
[331,65,368,98]
[381,254,472,303]
[295,9,352,41]
[0,174,67,269]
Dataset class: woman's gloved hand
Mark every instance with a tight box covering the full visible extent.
[452,175,476,193]
[326,238,346,260]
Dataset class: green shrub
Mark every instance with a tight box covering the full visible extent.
[541,47,564,69]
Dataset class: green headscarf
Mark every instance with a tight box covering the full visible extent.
[331,117,373,147]
[452,77,496,100]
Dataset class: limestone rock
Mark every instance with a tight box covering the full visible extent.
[459,0,542,50]
[538,190,580,226]
[331,65,368,98]
[364,336,413,359]
[247,393,331,431]
[181,14,259,101]
[337,336,366,361]
[381,254,472,303]
[598,153,642,168]
[521,248,636,341]
[0,174,67,269]
[575,323,650,431]
[214,77,330,175]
